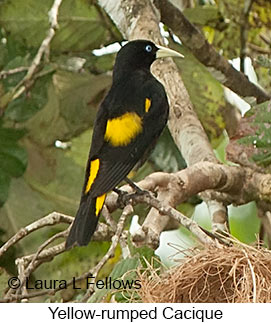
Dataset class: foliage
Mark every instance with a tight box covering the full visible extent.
[0,126,27,206]
[239,101,271,166]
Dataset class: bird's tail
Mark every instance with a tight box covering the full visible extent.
[65,194,106,249]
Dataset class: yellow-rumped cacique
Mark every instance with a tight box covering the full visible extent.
[65,39,183,249]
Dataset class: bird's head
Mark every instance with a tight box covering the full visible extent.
[113,40,183,78]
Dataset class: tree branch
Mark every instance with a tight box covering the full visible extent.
[240,0,254,72]
[0,212,72,258]
[80,204,132,302]
[0,67,29,79]
[3,158,271,301]
[155,0,270,103]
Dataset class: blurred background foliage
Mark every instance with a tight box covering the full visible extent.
[0,0,270,301]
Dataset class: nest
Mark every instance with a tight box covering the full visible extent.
[138,243,271,303]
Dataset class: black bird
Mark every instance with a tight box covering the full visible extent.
[66,40,183,248]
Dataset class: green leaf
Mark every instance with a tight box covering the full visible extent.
[0,170,10,206]
[0,146,27,177]
[88,257,140,303]
[1,55,29,89]
[0,0,121,53]
[0,126,27,206]
[183,6,221,26]
[25,70,111,146]
[110,257,140,280]
[5,72,51,122]
[171,41,227,144]
[229,202,260,244]
[150,126,186,172]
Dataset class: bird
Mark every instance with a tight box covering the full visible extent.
[65,39,183,249]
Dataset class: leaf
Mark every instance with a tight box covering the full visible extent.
[0,170,10,206]
[0,146,27,177]
[5,72,51,122]
[183,6,221,26]
[172,41,227,144]
[25,70,111,146]
[150,126,186,173]
[110,257,140,280]
[0,0,121,53]
[229,202,260,244]
[88,257,140,303]
[1,55,29,89]
[0,126,27,206]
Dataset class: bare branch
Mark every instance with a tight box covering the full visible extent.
[80,204,133,302]
[127,191,216,246]
[0,67,29,79]
[15,230,69,298]
[0,212,72,258]
[240,0,254,72]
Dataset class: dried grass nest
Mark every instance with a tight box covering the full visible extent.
[137,242,271,303]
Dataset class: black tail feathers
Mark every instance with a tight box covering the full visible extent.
[65,196,101,249]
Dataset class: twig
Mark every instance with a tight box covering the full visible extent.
[0,67,29,79]
[3,221,114,302]
[1,0,63,109]
[127,192,216,246]
[23,0,62,82]
[0,212,72,258]
[14,230,69,298]
[240,0,254,72]
[248,43,271,55]
[260,33,271,46]
[80,204,133,302]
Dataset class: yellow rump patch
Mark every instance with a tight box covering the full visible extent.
[95,194,106,216]
[104,112,142,146]
[85,159,100,194]
[145,98,151,113]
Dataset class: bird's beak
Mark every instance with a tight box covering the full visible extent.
[156,45,184,59]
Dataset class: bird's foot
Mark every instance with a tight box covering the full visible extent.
[113,187,130,208]
[114,181,150,208]
[125,177,148,195]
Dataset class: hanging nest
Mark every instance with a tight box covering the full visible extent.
[137,242,271,303]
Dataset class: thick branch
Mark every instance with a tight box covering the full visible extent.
[155,0,270,103]
[106,162,271,212]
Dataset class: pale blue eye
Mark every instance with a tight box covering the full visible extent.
[145,45,152,52]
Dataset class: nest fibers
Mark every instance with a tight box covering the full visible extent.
[137,243,271,303]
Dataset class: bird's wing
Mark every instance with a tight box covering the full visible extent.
[87,110,167,197]
[82,77,168,198]
[89,133,149,197]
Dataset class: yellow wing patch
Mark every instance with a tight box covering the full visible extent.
[145,98,151,113]
[104,112,142,146]
[85,159,100,194]
[95,194,106,216]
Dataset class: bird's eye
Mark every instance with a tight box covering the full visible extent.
[145,45,152,52]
